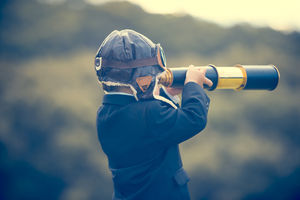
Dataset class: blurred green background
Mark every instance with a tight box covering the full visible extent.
[0,0,300,199]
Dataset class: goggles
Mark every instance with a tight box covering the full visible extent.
[95,44,167,71]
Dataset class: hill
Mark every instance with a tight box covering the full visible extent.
[1,0,300,58]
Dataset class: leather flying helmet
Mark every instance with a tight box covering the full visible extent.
[94,29,170,101]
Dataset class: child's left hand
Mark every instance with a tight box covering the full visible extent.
[165,87,182,96]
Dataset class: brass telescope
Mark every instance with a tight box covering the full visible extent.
[158,65,280,91]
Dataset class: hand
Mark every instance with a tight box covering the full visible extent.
[184,65,213,88]
[153,84,160,96]
[165,87,182,96]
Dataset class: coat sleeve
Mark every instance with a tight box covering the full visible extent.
[146,82,210,147]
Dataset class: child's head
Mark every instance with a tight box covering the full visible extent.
[94,29,168,100]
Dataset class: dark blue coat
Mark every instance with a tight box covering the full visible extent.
[97,82,210,200]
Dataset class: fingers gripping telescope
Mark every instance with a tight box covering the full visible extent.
[158,65,280,91]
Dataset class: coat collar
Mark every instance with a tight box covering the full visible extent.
[102,93,137,106]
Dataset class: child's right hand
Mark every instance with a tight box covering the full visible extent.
[184,65,213,88]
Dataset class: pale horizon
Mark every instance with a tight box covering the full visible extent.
[86,0,300,32]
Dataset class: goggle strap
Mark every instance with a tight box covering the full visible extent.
[101,57,159,69]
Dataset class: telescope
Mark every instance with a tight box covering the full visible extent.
[158,64,280,91]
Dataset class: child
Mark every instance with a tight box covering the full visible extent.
[95,29,212,200]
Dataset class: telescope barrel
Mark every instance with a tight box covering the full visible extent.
[158,65,280,91]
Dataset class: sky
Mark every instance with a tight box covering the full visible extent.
[86,0,300,32]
